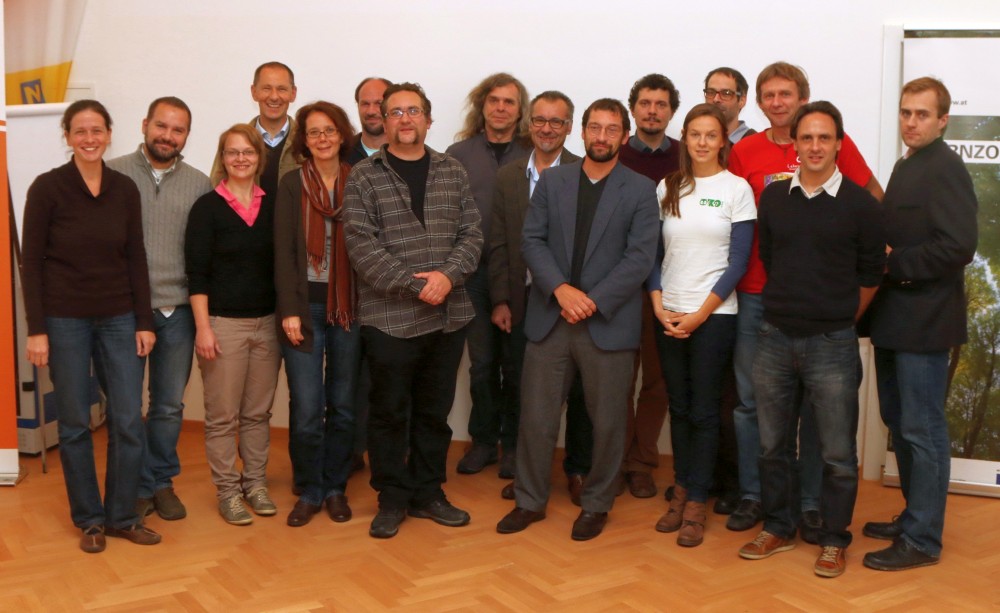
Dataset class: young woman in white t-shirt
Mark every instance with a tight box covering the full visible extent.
[648,104,756,547]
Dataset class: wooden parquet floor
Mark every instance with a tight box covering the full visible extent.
[1,422,998,612]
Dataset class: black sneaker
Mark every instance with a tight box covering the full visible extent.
[408,499,471,527]
[726,498,762,531]
[369,508,406,538]
[863,537,940,571]
[799,509,822,545]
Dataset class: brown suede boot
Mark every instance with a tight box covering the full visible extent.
[655,485,687,533]
[677,500,707,547]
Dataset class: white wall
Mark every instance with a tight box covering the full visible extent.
[64,0,1000,441]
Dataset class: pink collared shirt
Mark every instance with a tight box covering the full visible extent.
[215,180,265,226]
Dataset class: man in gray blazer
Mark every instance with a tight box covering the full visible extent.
[489,91,591,506]
[496,98,659,541]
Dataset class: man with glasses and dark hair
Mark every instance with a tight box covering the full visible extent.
[704,67,756,143]
[489,91,594,507]
[496,98,658,541]
[344,83,483,540]
[447,73,533,480]
[617,73,681,499]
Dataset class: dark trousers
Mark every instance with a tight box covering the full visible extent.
[363,325,466,510]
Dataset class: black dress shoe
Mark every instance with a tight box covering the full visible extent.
[498,451,516,479]
[369,508,406,538]
[726,498,762,531]
[497,507,546,534]
[408,499,470,527]
[863,516,903,540]
[326,494,352,523]
[863,537,940,571]
[287,500,322,527]
[567,474,584,507]
[571,510,608,541]
[501,482,515,500]
[457,444,498,474]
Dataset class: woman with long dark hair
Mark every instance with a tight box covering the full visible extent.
[649,104,756,547]
[274,101,361,526]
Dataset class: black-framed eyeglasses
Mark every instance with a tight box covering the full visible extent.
[704,88,740,101]
[530,116,569,129]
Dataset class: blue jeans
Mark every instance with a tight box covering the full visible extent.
[48,313,146,530]
[282,303,361,506]
[139,306,195,498]
[465,265,507,450]
[874,348,950,557]
[733,292,822,509]
[754,322,859,548]
[655,313,736,502]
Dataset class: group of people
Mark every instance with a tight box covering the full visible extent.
[21,59,976,581]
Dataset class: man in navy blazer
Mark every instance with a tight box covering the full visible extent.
[496,98,659,541]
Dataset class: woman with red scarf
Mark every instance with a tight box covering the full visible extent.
[274,101,362,527]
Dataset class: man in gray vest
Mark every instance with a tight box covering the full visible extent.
[107,96,211,521]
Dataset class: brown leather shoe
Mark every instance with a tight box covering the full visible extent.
[105,523,161,545]
[626,471,657,498]
[80,525,106,553]
[501,482,515,500]
[655,484,687,533]
[567,474,584,507]
[497,507,545,534]
[677,501,706,547]
[286,499,322,527]
[815,545,847,578]
[571,510,608,541]
[739,530,795,560]
[326,494,352,523]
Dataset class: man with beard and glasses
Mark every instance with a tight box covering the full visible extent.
[106,96,211,522]
[447,73,532,480]
[344,83,482,539]
[348,77,392,165]
[617,73,681,500]
[704,66,757,144]
[497,98,658,541]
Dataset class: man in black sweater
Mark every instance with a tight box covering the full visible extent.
[863,77,978,572]
[737,101,885,578]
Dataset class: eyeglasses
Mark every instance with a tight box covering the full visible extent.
[384,106,425,119]
[305,126,339,140]
[223,149,258,159]
[585,123,623,138]
[704,88,740,101]
[530,116,569,129]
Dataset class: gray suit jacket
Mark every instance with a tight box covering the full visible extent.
[489,150,580,326]
[521,159,659,351]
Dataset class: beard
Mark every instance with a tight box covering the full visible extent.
[362,120,385,137]
[145,138,180,164]
[585,141,618,163]
[638,125,663,137]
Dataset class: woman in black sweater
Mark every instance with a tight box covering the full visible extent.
[22,100,159,553]
[186,124,280,526]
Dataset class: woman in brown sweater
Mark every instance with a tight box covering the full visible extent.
[22,100,159,553]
